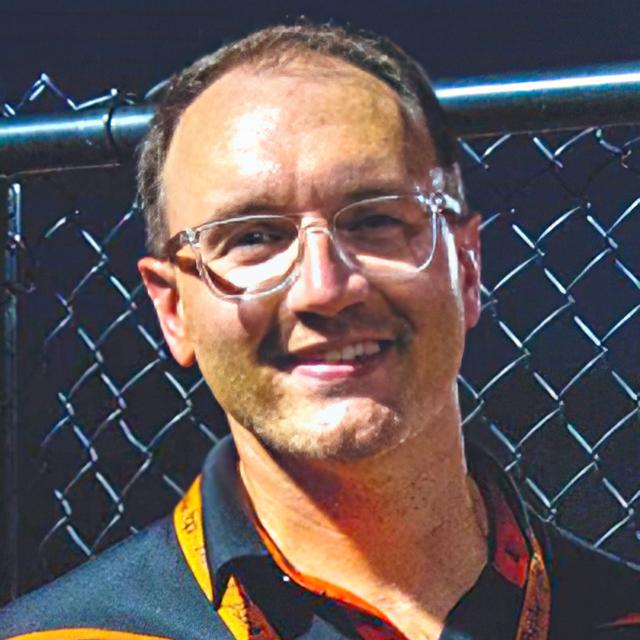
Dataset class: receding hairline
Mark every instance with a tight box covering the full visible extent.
[159,54,439,247]
[138,24,458,257]
[166,51,437,184]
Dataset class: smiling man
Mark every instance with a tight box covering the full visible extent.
[2,22,640,640]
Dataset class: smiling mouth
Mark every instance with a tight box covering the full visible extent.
[276,340,395,375]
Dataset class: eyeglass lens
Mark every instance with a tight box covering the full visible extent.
[197,195,436,296]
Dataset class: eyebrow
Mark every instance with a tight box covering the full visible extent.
[342,185,411,202]
[207,201,289,222]
[202,181,412,225]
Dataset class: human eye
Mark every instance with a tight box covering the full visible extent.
[338,201,407,236]
[234,228,286,247]
[202,218,295,263]
[350,213,404,230]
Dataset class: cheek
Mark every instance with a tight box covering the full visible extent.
[183,281,277,355]
[404,229,465,327]
[431,224,466,323]
[236,295,281,339]
[396,230,466,381]
[181,286,280,412]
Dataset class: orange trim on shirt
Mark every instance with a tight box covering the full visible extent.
[173,475,213,602]
[217,573,282,640]
[173,476,282,639]
[598,612,640,629]
[516,533,551,640]
[174,468,550,639]
[251,510,398,628]
[481,478,530,588]
[250,479,532,618]
[252,473,550,639]
[5,630,171,640]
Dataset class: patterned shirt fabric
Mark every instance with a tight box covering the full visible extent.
[1,435,640,639]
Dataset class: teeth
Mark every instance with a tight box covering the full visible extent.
[364,341,381,356]
[341,345,356,360]
[311,340,383,363]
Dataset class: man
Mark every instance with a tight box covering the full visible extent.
[1,22,640,640]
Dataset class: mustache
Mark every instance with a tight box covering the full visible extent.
[258,307,413,360]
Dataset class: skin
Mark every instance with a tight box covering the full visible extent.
[139,55,484,640]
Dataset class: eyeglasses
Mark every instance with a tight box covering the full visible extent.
[163,191,465,299]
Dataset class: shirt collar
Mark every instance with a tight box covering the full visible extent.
[464,439,536,587]
[200,434,537,605]
[200,435,271,605]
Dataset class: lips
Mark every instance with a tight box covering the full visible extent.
[298,340,382,363]
[274,339,394,381]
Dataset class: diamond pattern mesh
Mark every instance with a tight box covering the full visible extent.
[2,77,639,595]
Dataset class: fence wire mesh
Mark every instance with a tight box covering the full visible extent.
[2,76,640,598]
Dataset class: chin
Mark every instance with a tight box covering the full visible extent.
[251,398,409,462]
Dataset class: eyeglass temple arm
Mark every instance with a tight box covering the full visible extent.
[162,233,245,296]
[161,231,189,260]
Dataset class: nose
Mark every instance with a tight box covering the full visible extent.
[285,225,369,317]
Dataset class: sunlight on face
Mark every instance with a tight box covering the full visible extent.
[163,59,469,462]
[228,106,282,178]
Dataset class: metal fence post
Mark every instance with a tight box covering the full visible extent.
[1,181,21,603]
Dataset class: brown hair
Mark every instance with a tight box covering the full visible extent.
[137,22,457,257]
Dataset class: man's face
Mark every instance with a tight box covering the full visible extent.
[143,57,481,461]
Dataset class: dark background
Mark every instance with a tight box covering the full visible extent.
[2,0,640,607]
[3,0,640,103]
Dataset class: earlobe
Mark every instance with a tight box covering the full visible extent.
[455,215,482,330]
[137,257,196,367]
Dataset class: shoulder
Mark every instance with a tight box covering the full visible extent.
[532,515,640,638]
[0,517,226,640]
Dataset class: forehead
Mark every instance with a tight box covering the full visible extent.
[162,56,436,230]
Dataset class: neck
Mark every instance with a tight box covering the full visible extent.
[230,403,488,638]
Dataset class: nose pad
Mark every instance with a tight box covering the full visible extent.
[285,222,367,314]
[301,226,338,288]
[301,220,356,264]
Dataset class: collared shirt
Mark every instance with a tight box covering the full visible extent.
[174,436,551,639]
[3,435,640,640]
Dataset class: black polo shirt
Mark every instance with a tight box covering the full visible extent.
[2,435,640,639]
[197,436,540,639]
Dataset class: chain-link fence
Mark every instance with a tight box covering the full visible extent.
[1,71,639,604]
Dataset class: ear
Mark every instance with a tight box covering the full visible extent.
[453,214,482,330]
[137,257,196,367]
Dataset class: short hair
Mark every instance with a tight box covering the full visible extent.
[137,22,458,257]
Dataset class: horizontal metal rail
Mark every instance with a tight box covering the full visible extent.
[3,61,640,176]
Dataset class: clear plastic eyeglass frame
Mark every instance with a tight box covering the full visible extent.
[162,189,467,300]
